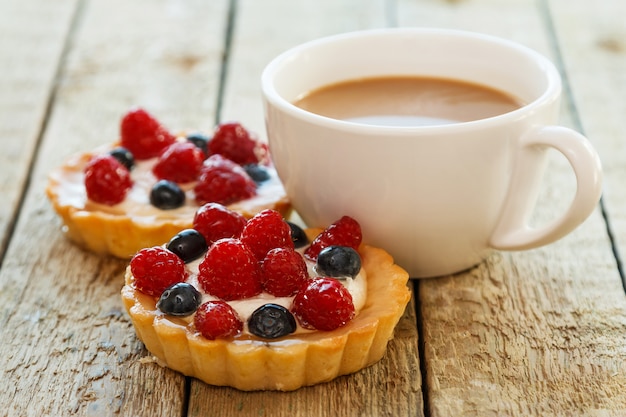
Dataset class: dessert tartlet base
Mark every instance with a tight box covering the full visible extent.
[46,149,291,259]
[121,229,411,391]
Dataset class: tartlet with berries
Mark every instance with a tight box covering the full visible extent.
[121,208,411,391]
[46,108,290,258]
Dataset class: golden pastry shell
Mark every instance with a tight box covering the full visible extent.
[121,229,411,391]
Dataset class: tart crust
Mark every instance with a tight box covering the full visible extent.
[46,147,291,258]
[121,229,411,391]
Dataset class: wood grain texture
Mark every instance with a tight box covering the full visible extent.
[2,0,624,415]
[547,0,626,278]
[0,0,227,415]
[0,0,76,257]
[398,0,626,415]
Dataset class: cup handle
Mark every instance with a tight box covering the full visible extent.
[489,126,603,250]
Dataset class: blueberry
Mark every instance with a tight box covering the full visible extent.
[243,164,270,184]
[150,180,186,209]
[287,221,308,248]
[156,283,202,316]
[315,245,361,279]
[109,146,135,170]
[166,229,208,263]
[186,132,210,157]
[248,303,297,339]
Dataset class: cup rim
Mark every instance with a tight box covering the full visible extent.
[261,27,562,134]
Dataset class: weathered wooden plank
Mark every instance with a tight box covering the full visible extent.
[398,0,626,415]
[3,0,620,416]
[190,1,423,416]
[0,0,228,415]
[547,0,626,281]
[0,0,76,259]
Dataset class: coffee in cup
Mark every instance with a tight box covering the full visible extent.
[293,75,522,126]
[262,28,603,278]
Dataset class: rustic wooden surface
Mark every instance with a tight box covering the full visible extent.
[1,0,625,416]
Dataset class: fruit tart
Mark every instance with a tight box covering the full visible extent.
[46,108,290,258]
[121,207,411,391]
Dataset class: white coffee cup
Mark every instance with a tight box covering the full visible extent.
[261,28,603,278]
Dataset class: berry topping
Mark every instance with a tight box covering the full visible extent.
[130,247,187,296]
[198,238,262,300]
[315,246,361,279]
[192,202,247,245]
[108,146,135,170]
[156,282,202,316]
[209,122,265,165]
[120,108,175,160]
[316,246,361,279]
[166,229,208,263]
[304,216,362,261]
[153,142,205,183]
[248,304,297,339]
[240,209,294,261]
[287,221,309,248]
[292,277,355,331]
[186,132,211,157]
[150,180,186,210]
[261,247,309,297]
[194,300,243,340]
[194,154,257,206]
[84,154,132,205]
[243,164,270,184]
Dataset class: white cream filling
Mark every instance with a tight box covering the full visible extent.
[181,249,367,336]
[51,140,287,223]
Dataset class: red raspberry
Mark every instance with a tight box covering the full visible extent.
[84,154,132,205]
[240,209,294,261]
[130,247,187,296]
[120,108,175,160]
[304,216,362,261]
[209,122,268,165]
[193,203,247,245]
[198,238,262,300]
[194,154,257,206]
[261,247,309,297]
[194,300,243,340]
[291,277,355,331]
[153,142,205,183]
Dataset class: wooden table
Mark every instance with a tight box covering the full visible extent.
[2,0,625,415]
